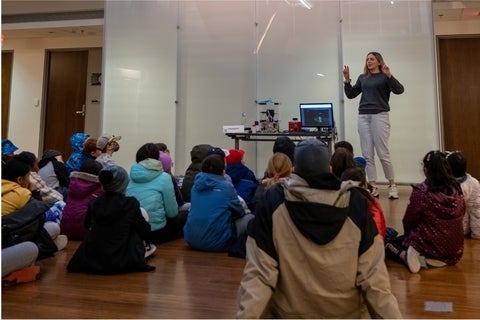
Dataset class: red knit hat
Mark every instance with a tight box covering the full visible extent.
[226,149,245,165]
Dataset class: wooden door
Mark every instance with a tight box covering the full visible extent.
[438,38,480,179]
[43,51,88,159]
[2,51,13,139]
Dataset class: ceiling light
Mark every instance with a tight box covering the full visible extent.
[298,0,312,10]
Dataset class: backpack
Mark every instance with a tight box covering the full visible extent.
[2,198,58,259]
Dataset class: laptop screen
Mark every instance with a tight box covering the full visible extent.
[299,102,334,130]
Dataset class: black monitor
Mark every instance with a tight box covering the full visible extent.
[299,102,334,131]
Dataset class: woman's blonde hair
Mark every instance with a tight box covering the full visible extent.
[363,51,385,77]
[265,152,292,189]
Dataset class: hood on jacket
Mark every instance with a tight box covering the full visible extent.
[129,158,163,183]
[414,182,464,219]
[282,174,354,245]
[70,133,90,153]
[68,171,102,198]
[190,144,212,164]
[193,172,226,193]
[2,179,25,196]
[226,162,254,183]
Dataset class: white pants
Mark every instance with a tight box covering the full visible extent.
[357,112,395,182]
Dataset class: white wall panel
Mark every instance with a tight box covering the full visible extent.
[103,1,178,170]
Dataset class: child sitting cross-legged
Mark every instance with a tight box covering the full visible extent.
[67,165,155,274]
[183,154,254,258]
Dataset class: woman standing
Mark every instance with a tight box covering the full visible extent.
[343,52,404,199]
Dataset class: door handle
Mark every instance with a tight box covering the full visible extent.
[75,104,86,116]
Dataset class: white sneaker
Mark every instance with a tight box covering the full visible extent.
[145,244,157,258]
[370,186,379,198]
[425,258,447,267]
[388,184,399,199]
[54,234,68,251]
[406,246,421,273]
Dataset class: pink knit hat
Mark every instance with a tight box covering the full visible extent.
[159,151,173,172]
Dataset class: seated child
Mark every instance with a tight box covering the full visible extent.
[446,151,480,239]
[225,149,259,212]
[67,165,155,274]
[38,149,70,199]
[384,151,464,273]
[2,156,68,256]
[183,154,254,256]
[65,132,90,173]
[340,167,386,241]
[127,143,186,244]
[180,144,212,202]
[255,152,293,216]
[61,159,104,240]
[159,150,190,212]
[15,151,63,205]
[330,147,357,179]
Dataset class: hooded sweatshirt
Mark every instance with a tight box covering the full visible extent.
[402,181,465,265]
[181,144,212,202]
[226,162,258,212]
[1,180,31,215]
[183,172,244,252]
[65,133,90,172]
[126,158,178,231]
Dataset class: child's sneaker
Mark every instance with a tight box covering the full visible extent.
[406,246,421,273]
[54,234,68,251]
[2,263,41,287]
[145,243,157,258]
[388,184,399,199]
[370,185,379,198]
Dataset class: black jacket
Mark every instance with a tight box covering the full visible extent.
[67,191,154,274]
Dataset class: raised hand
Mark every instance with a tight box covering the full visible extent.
[382,63,392,78]
[343,65,350,82]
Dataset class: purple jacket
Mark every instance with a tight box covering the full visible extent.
[60,172,103,240]
[402,182,465,265]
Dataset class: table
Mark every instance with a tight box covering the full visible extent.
[225,131,335,150]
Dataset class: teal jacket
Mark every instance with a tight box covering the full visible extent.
[126,158,178,231]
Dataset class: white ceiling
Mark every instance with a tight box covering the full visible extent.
[1,0,479,40]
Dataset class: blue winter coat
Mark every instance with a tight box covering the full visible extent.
[183,172,244,252]
[126,158,178,232]
[65,133,90,173]
[226,162,259,212]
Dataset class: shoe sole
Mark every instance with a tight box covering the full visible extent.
[145,244,157,258]
[407,246,421,273]
[425,258,447,267]
[389,195,399,200]
[54,235,68,251]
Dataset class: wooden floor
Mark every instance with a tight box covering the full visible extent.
[2,185,480,318]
